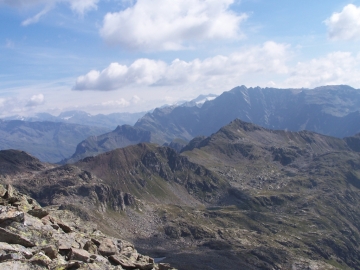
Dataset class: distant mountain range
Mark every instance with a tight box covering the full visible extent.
[3,110,147,130]
[67,85,360,163]
[0,120,109,163]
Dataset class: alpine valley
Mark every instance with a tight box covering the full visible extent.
[1,85,360,269]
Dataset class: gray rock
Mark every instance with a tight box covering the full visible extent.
[0,206,24,224]
[0,227,35,247]
[0,184,6,197]
[108,255,136,268]
[70,248,91,262]
[41,245,58,259]
[98,238,118,257]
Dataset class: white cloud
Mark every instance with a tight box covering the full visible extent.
[21,5,53,26]
[101,98,130,107]
[0,98,5,107]
[285,52,360,88]
[0,0,99,25]
[69,0,98,15]
[74,41,290,91]
[74,59,167,90]
[100,0,248,51]
[26,94,45,107]
[325,4,360,41]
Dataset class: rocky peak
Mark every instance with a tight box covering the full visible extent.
[0,183,176,269]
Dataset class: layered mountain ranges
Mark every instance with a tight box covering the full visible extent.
[0,120,110,163]
[3,110,146,130]
[2,119,360,269]
[67,85,360,163]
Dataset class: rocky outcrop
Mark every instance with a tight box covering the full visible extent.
[0,184,176,270]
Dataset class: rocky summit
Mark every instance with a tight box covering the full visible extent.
[0,183,176,270]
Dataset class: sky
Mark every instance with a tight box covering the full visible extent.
[1,0,360,117]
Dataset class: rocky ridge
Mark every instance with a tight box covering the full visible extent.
[0,183,176,270]
[2,119,360,269]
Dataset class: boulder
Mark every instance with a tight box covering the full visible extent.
[98,238,118,257]
[70,248,91,262]
[41,245,58,259]
[84,240,98,254]
[0,206,24,224]
[108,254,136,268]
[0,227,35,247]
[0,184,6,197]
[27,208,49,219]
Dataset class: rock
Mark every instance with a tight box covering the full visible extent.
[58,237,75,250]
[0,185,177,270]
[4,184,14,199]
[65,261,82,269]
[0,227,35,247]
[0,184,6,197]
[89,254,111,265]
[27,208,49,219]
[84,240,98,254]
[108,255,136,268]
[0,206,24,224]
[159,263,173,270]
[70,248,91,262]
[58,222,73,233]
[0,252,25,262]
[0,261,33,269]
[29,252,52,267]
[41,245,58,259]
[0,242,33,259]
[134,261,155,270]
[98,238,118,257]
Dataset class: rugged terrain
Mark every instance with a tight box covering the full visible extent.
[2,119,360,269]
[68,85,360,163]
[0,183,176,269]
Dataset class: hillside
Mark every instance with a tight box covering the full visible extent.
[2,119,360,269]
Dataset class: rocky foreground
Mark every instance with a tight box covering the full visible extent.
[0,183,175,270]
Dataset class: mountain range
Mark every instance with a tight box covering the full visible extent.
[0,120,109,163]
[3,110,146,130]
[67,85,360,163]
[2,118,360,269]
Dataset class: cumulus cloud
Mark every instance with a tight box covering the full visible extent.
[100,0,248,51]
[74,41,290,91]
[26,94,45,107]
[325,4,360,41]
[285,52,360,88]
[0,0,99,25]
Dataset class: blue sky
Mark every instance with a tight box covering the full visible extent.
[1,0,360,117]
